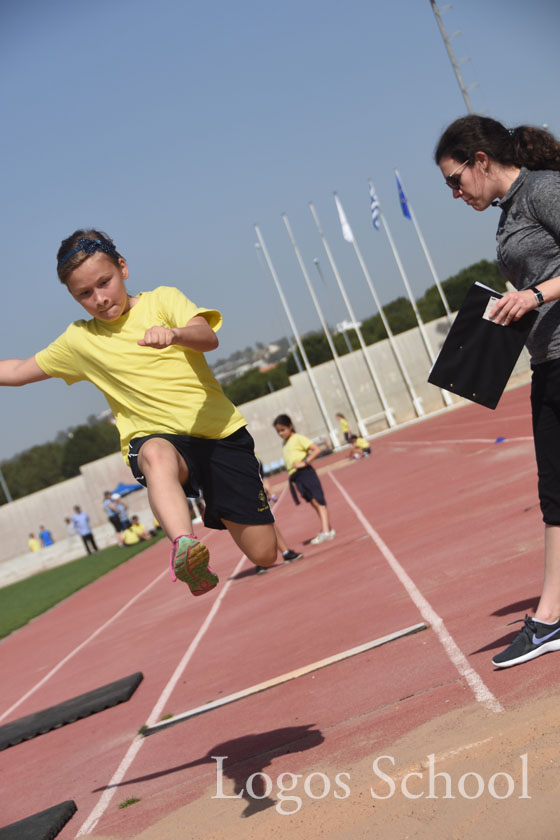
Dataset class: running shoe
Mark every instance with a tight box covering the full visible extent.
[170,534,218,597]
[255,565,269,574]
[310,531,330,545]
[283,549,303,563]
[492,614,560,668]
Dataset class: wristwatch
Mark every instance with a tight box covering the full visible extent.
[533,287,545,307]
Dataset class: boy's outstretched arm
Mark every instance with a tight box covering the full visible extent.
[138,314,219,352]
[0,356,51,387]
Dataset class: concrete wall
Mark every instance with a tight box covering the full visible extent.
[0,314,532,570]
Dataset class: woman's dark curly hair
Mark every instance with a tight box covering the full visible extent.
[435,115,560,171]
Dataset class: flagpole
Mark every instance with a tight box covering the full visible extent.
[369,178,453,407]
[282,212,369,439]
[333,193,425,418]
[308,201,396,428]
[0,466,13,503]
[369,178,437,360]
[394,168,452,321]
[313,259,353,354]
[254,238,303,373]
[253,226,340,448]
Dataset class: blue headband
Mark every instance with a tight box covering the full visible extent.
[58,238,117,269]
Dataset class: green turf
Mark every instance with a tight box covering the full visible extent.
[0,534,165,639]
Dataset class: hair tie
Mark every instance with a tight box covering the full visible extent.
[58,238,117,269]
[508,128,515,137]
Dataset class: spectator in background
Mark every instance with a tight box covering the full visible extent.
[348,434,371,460]
[112,493,132,530]
[336,412,353,444]
[103,490,124,546]
[39,525,54,547]
[65,516,76,537]
[28,533,41,552]
[123,514,152,544]
[71,505,99,555]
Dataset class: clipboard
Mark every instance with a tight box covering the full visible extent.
[428,282,537,410]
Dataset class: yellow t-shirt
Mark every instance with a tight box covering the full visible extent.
[122,527,141,545]
[355,437,370,450]
[130,523,146,536]
[282,432,312,475]
[35,286,246,461]
[338,417,349,435]
[28,537,41,552]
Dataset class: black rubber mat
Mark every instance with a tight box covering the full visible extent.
[0,671,143,750]
[0,800,77,840]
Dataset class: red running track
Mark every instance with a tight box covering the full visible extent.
[0,383,556,838]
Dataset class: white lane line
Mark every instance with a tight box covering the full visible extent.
[385,437,533,445]
[329,473,504,715]
[75,551,248,836]
[0,567,168,723]
[142,622,427,736]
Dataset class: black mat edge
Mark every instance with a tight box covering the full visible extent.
[0,672,143,750]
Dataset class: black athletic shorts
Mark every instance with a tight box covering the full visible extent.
[128,427,274,531]
[289,465,326,506]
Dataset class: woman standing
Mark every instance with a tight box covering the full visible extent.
[435,115,560,668]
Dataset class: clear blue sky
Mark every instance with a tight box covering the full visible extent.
[1,0,558,460]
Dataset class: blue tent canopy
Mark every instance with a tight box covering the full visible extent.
[111,481,144,497]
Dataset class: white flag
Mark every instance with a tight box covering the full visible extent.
[334,194,354,243]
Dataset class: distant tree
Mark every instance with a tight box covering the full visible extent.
[0,441,65,503]
[223,363,290,405]
[437,259,506,312]
[60,423,120,478]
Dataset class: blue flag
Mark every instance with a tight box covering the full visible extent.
[396,173,412,219]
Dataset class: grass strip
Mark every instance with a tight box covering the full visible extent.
[0,534,165,639]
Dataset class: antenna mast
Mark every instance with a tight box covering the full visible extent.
[429,0,475,114]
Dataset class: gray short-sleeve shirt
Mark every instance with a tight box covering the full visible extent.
[496,168,560,364]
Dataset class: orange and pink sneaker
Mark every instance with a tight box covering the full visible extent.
[169,534,218,597]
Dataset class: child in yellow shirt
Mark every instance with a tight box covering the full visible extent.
[273,414,335,545]
[1,230,277,597]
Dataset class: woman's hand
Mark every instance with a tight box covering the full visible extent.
[489,290,538,324]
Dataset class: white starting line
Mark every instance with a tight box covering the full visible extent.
[142,622,427,737]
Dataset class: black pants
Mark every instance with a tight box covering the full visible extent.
[531,359,560,525]
[81,532,98,554]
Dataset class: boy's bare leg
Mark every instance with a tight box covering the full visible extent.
[137,438,193,540]
[139,438,218,596]
[273,523,288,554]
[223,520,277,568]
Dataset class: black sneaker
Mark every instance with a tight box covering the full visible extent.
[492,614,560,668]
[283,550,303,563]
[255,565,269,575]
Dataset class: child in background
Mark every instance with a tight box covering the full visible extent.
[0,229,277,597]
[273,414,335,545]
[348,434,371,459]
[122,515,152,546]
[335,412,353,444]
[28,533,41,552]
[253,457,303,574]
[39,526,54,547]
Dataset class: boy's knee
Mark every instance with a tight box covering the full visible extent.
[138,438,184,475]
[246,534,277,568]
[250,550,276,568]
